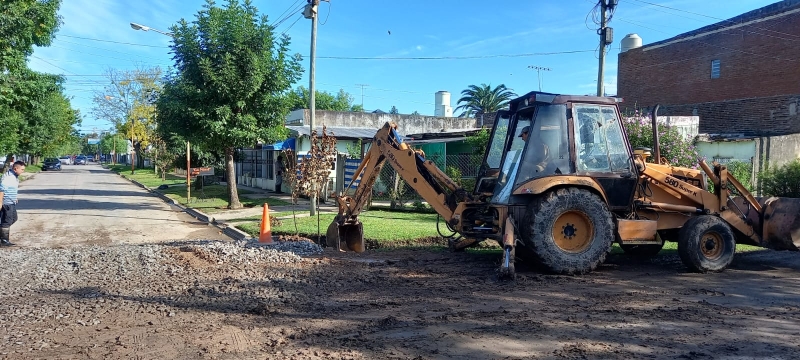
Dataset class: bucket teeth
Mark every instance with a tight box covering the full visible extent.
[326,219,365,252]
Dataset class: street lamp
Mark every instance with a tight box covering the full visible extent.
[130,22,191,200]
[130,22,173,37]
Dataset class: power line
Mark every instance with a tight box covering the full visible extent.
[274,0,303,25]
[318,49,596,60]
[279,14,303,36]
[58,34,169,48]
[628,0,800,40]
[320,1,332,26]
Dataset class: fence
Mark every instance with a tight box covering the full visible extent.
[370,153,482,205]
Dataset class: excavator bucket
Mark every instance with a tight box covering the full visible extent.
[326,218,365,252]
[730,197,800,251]
[761,197,800,251]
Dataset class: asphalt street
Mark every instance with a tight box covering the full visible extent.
[10,162,228,247]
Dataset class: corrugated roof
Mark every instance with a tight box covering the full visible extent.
[287,126,377,139]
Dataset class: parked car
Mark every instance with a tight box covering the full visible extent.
[59,156,73,165]
[74,155,87,165]
[42,158,62,171]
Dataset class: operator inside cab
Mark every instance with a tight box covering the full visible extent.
[518,125,550,173]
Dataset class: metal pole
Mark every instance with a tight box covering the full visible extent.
[187,141,191,202]
[597,0,608,97]
[308,0,319,215]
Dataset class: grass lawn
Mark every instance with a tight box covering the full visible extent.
[107,164,290,212]
[158,184,289,213]
[107,164,185,188]
[237,210,443,247]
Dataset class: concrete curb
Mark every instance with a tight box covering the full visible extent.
[222,225,252,241]
[185,207,214,223]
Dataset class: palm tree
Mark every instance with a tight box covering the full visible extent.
[454,84,517,118]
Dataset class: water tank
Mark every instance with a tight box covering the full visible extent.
[620,33,642,53]
[434,91,452,117]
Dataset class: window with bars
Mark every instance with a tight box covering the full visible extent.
[711,59,720,79]
[265,150,275,180]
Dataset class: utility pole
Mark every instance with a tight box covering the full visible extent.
[596,0,617,97]
[305,0,320,215]
[527,66,551,92]
[187,141,191,203]
[355,83,369,108]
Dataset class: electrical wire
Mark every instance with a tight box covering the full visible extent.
[274,0,304,25]
[279,15,303,36]
[317,49,596,60]
[58,34,169,48]
[320,1,331,26]
[628,0,800,40]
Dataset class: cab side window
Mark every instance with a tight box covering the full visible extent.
[573,105,630,173]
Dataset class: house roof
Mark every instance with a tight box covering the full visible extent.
[287,126,378,140]
[643,0,800,50]
[287,126,484,142]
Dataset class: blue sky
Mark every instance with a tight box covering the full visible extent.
[28,0,778,134]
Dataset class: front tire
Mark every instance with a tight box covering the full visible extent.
[678,215,736,272]
[522,188,614,275]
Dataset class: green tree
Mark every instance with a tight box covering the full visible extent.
[21,90,80,160]
[92,67,162,172]
[454,83,516,118]
[389,106,399,114]
[0,0,61,74]
[287,86,361,112]
[99,132,128,162]
[158,0,302,209]
[411,110,420,116]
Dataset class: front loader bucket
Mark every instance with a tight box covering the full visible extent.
[761,197,800,251]
[326,219,365,252]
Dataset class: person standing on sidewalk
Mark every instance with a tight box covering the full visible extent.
[0,161,25,246]
[274,155,286,194]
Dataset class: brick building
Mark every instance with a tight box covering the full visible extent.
[617,0,800,136]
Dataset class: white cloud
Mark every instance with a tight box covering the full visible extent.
[416,45,423,51]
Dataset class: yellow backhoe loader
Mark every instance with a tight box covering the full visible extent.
[327,91,800,278]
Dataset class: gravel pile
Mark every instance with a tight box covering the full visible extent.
[0,239,326,355]
[0,239,322,290]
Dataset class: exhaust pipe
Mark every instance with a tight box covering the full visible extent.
[651,104,661,163]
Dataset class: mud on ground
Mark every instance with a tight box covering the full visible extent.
[1,240,799,359]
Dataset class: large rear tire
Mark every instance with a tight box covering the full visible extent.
[678,215,736,272]
[522,188,614,275]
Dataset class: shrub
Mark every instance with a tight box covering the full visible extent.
[726,161,753,192]
[621,111,702,169]
[446,166,463,187]
[759,159,800,197]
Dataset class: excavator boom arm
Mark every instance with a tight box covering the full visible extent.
[327,122,468,252]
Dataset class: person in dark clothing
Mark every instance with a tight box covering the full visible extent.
[275,155,286,194]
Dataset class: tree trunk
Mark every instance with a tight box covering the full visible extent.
[134,143,145,169]
[225,147,242,209]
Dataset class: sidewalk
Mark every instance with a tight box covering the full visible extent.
[211,183,338,222]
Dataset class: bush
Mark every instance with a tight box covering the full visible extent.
[622,112,702,169]
[446,166,463,187]
[759,159,800,197]
[726,161,753,192]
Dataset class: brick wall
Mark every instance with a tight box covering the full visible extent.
[618,1,800,136]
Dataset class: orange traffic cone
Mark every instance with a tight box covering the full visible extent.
[259,203,273,244]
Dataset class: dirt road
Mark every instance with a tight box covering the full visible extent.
[1,238,799,359]
[13,164,227,247]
